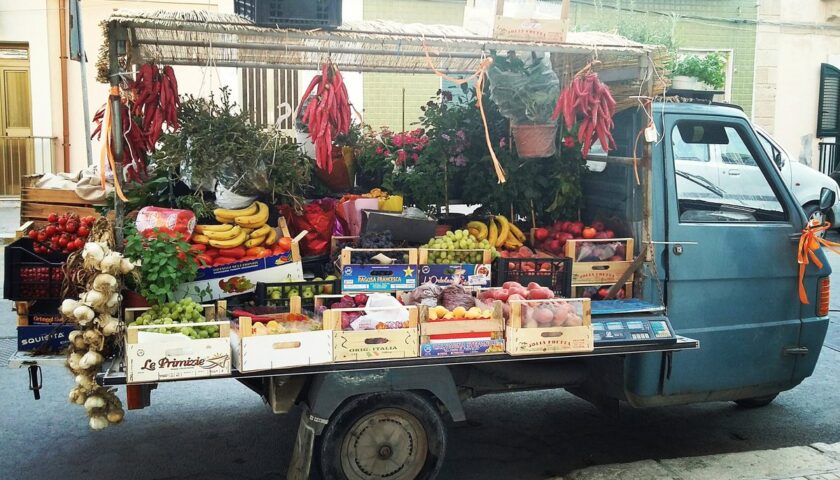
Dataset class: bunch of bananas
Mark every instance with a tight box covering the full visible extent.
[467,215,527,250]
[192,201,277,249]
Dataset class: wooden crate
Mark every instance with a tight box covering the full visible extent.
[418,302,505,357]
[506,298,593,355]
[340,248,419,292]
[124,302,231,383]
[16,300,64,326]
[231,296,333,372]
[20,175,103,223]
[325,306,419,362]
[566,238,634,285]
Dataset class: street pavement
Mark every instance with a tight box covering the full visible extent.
[0,239,838,480]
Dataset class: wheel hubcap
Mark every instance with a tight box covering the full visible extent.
[341,408,428,479]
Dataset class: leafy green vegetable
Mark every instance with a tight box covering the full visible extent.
[123,227,199,306]
[671,53,727,90]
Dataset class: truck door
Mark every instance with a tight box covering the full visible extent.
[662,115,804,395]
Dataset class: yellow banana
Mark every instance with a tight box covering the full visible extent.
[509,222,526,243]
[264,228,278,246]
[192,234,210,245]
[504,238,523,249]
[488,219,498,246]
[466,221,488,241]
[208,230,248,248]
[494,215,510,247]
[195,224,233,234]
[235,201,269,228]
[203,225,242,241]
[214,202,258,221]
[244,236,266,248]
[249,224,272,238]
[240,228,254,235]
[468,227,480,239]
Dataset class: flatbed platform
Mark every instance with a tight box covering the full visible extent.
[94,336,699,386]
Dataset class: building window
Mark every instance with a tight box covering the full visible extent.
[818,63,840,138]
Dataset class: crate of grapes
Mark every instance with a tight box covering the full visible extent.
[124,299,231,383]
[418,248,492,288]
[340,248,418,292]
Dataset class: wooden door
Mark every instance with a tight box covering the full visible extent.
[0,45,33,196]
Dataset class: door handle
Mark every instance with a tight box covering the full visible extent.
[728,169,741,176]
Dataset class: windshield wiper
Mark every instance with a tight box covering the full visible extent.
[676,170,726,197]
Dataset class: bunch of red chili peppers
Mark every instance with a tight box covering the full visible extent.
[298,62,351,174]
[552,71,616,158]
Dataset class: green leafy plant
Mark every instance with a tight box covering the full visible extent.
[151,87,311,208]
[486,52,560,125]
[123,227,199,306]
[670,53,727,90]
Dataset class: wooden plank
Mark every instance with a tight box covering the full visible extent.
[21,203,98,221]
[20,187,99,206]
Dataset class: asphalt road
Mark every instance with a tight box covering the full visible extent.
[1,248,839,480]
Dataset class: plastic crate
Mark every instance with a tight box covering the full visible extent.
[494,257,572,297]
[234,0,342,29]
[4,238,66,301]
[255,279,340,310]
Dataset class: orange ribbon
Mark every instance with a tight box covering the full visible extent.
[797,219,840,304]
[422,43,505,183]
[99,86,128,202]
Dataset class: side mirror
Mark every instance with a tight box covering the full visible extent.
[819,187,836,212]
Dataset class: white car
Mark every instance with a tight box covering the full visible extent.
[754,126,840,226]
[672,124,840,225]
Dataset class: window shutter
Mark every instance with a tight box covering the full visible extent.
[818,63,840,137]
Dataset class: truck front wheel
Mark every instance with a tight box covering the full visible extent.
[317,391,447,480]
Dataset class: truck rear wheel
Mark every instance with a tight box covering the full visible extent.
[317,391,446,480]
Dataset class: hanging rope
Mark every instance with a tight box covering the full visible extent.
[422,41,505,183]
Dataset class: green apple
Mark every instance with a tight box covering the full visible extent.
[302,286,315,299]
[323,275,338,294]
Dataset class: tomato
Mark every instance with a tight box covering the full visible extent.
[47,213,58,223]
[83,216,96,225]
[45,225,57,236]
[277,236,293,252]
[189,244,207,252]
[58,216,67,226]
[77,226,89,237]
[37,232,47,243]
[73,238,84,249]
[581,227,598,239]
[65,222,78,233]
[58,237,69,247]
[28,230,37,239]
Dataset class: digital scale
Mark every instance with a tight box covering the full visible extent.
[590,300,678,346]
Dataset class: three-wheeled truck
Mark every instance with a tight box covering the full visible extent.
[10,11,835,480]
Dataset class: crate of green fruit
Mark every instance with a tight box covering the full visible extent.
[124,299,231,383]
[418,248,492,287]
[255,277,339,309]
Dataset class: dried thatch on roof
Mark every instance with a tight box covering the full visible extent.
[97,9,661,81]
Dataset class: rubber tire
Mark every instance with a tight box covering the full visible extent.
[734,394,778,408]
[803,203,823,223]
[317,391,447,480]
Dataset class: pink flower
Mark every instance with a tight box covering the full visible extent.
[450,154,467,167]
[375,146,384,155]
[393,135,404,147]
[563,136,576,148]
[397,150,407,165]
[456,130,466,141]
[411,153,419,162]
[499,137,507,149]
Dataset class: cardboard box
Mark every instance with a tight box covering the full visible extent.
[16,300,64,326]
[340,248,418,292]
[231,296,333,372]
[324,306,420,362]
[566,238,634,286]
[124,303,231,383]
[420,337,505,357]
[17,324,75,352]
[573,283,633,301]
[463,0,569,42]
[505,298,593,355]
[418,248,492,288]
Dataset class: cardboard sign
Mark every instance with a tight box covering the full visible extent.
[420,338,505,357]
[341,264,417,292]
[419,263,492,287]
[17,325,75,352]
[125,322,231,383]
[177,255,304,300]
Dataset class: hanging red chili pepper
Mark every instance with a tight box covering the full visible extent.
[552,71,616,158]
[297,62,351,173]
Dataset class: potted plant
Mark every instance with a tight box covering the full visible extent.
[487,52,560,158]
[670,53,726,91]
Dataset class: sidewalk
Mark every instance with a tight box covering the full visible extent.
[554,442,840,480]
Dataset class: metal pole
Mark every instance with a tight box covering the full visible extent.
[75,0,94,166]
[108,25,125,245]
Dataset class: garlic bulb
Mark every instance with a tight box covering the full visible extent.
[84,395,106,411]
[68,387,87,405]
[68,331,86,350]
[98,252,123,275]
[75,374,94,389]
[82,242,105,269]
[67,352,82,371]
[92,273,118,294]
[73,304,96,325]
[106,408,125,424]
[120,258,135,274]
[61,299,80,317]
[89,415,109,430]
[79,350,103,369]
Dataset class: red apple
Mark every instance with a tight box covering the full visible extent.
[502,281,523,290]
[548,239,562,253]
[582,227,598,239]
[567,222,584,237]
[527,282,542,290]
[595,232,610,239]
[592,221,605,232]
[508,293,526,303]
[492,289,511,302]
[534,228,549,241]
[604,230,615,239]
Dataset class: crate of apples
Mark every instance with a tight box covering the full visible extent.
[532,220,615,256]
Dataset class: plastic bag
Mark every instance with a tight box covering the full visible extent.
[281,199,336,256]
[486,52,560,125]
[350,294,410,331]
[135,207,196,239]
[215,183,257,210]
